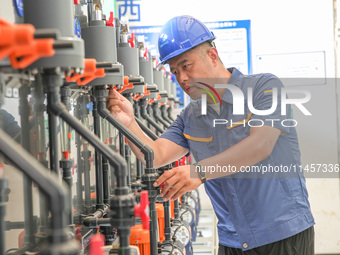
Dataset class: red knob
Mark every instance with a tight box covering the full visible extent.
[74,0,80,5]
[106,12,114,27]
[134,190,150,230]
[144,47,148,61]
[128,33,135,48]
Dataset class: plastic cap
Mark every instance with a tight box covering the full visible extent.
[158,15,215,65]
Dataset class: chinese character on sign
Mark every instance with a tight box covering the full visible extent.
[117,0,141,22]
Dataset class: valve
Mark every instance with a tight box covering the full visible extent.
[128,33,135,48]
[106,12,115,27]
[0,18,55,69]
[112,76,134,94]
[144,47,149,61]
[65,58,105,86]
[134,190,150,230]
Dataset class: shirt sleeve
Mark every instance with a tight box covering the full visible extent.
[159,108,190,152]
[249,74,291,134]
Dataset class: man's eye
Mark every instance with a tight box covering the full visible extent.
[183,64,191,69]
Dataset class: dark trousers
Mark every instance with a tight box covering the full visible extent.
[218,227,314,255]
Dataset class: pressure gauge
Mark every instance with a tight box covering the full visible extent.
[161,241,184,255]
[179,205,194,225]
[170,222,190,246]
[187,195,197,210]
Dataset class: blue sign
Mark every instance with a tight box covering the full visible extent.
[116,0,141,22]
[14,0,24,17]
[74,18,81,38]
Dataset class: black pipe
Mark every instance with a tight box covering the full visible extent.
[102,157,110,204]
[152,102,170,129]
[94,88,154,169]
[31,74,49,236]
[95,87,159,255]
[92,99,104,210]
[19,85,35,248]
[125,145,131,188]
[167,107,175,122]
[160,105,173,126]
[139,98,165,134]
[0,129,70,244]
[44,73,60,175]
[0,178,8,255]
[45,74,128,189]
[135,118,159,141]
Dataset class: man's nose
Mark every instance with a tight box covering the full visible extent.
[178,72,189,84]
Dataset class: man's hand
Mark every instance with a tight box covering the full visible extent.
[106,89,135,128]
[153,165,202,201]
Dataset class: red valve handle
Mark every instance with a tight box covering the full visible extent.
[134,190,150,230]
[128,33,135,48]
[144,47,148,61]
[106,12,114,27]
[74,0,80,4]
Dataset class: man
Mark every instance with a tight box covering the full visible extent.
[107,15,315,255]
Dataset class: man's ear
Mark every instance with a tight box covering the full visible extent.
[207,47,219,67]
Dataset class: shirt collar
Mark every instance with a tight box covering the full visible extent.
[221,67,243,104]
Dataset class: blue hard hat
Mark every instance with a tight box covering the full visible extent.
[158,15,215,65]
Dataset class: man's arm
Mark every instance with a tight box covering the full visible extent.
[106,89,188,168]
[154,125,281,201]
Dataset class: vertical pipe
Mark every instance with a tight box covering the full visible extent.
[92,99,104,209]
[19,85,36,246]
[74,98,84,214]
[31,75,49,233]
[0,177,8,255]
[46,87,60,174]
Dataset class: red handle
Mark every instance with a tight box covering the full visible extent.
[128,33,135,48]
[134,190,150,230]
[106,12,114,27]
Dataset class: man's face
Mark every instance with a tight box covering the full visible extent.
[169,49,214,100]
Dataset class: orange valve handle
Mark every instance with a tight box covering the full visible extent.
[118,82,134,94]
[0,18,35,60]
[9,38,55,69]
[134,190,150,230]
[65,58,106,86]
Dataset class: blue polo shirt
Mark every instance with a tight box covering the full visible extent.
[160,68,315,250]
